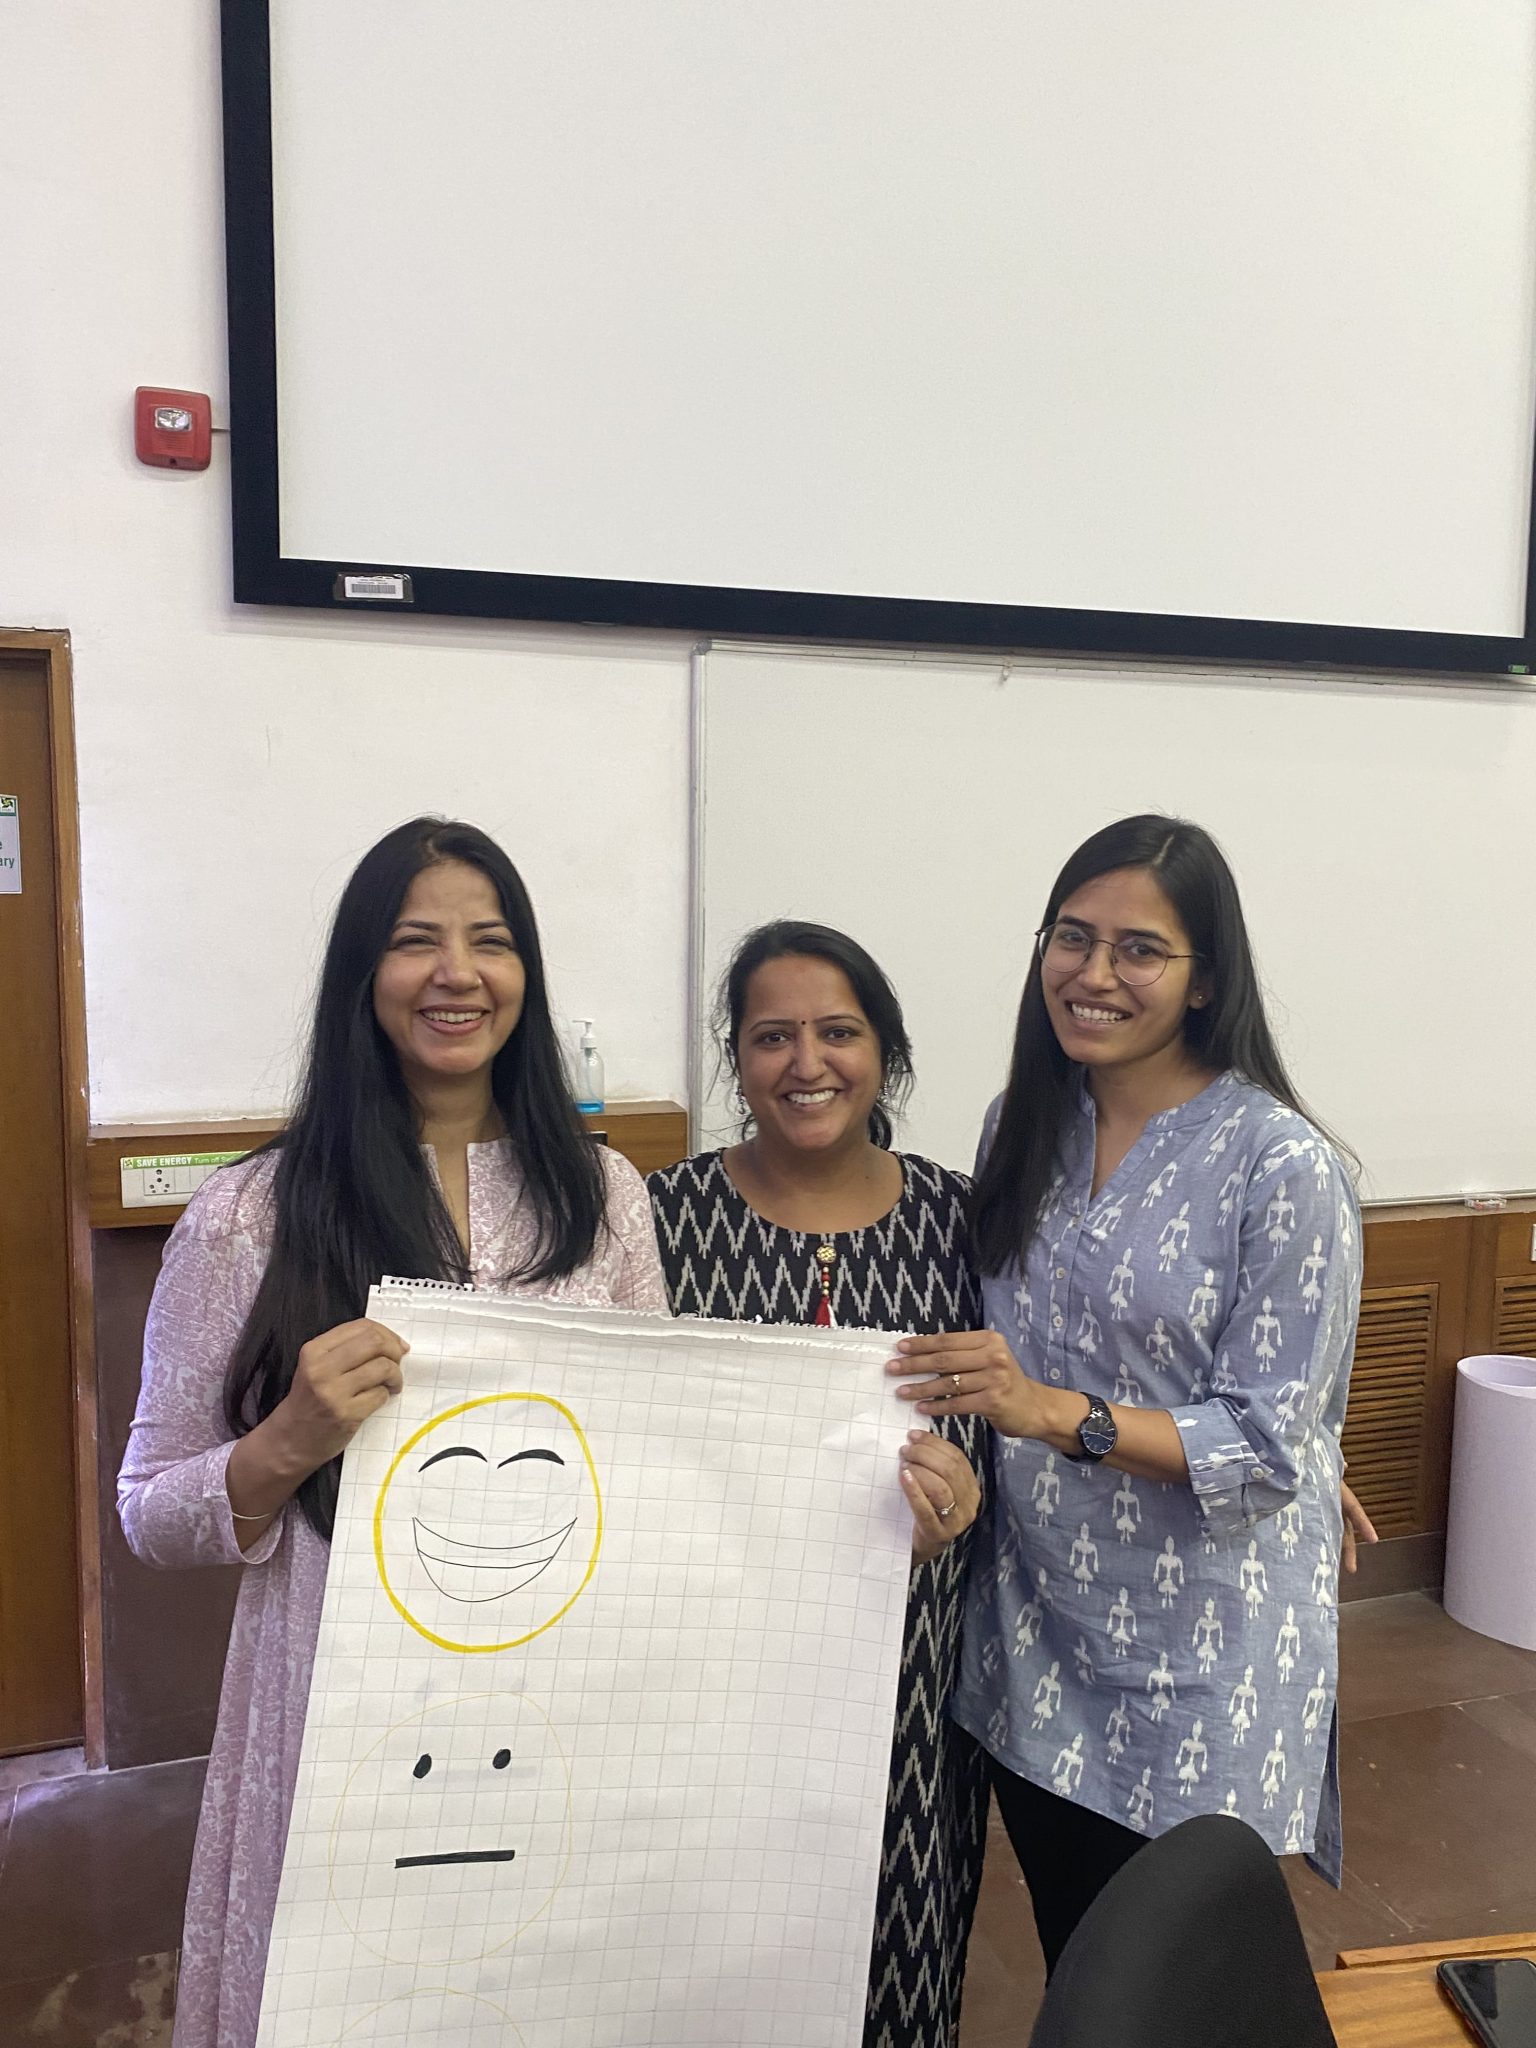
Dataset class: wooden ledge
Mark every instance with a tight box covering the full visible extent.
[87,1100,688,1227]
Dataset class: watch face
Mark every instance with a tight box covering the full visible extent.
[1080,1400,1117,1459]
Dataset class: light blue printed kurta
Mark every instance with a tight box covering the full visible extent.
[950,1072,1362,1880]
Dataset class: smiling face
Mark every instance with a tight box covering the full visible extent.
[734,954,884,1157]
[327,1693,570,1966]
[372,860,526,1095]
[375,1394,602,1651]
[1040,867,1207,1079]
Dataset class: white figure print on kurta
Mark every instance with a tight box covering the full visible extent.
[1154,1536,1185,1609]
[1126,1768,1156,1833]
[1032,1661,1064,1730]
[1274,1379,1309,1431]
[1014,1569,1049,1656]
[1175,1720,1209,1796]
[1032,1452,1062,1527]
[1112,1358,1143,1406]
[1221,1788,1240,1819]
[1113,1476,1142,1544]
[1108,1587,1137,1659]
[1108,1249,1136,1321]
[1303,1669,1328,1745]
[1157,1202,1192,1271]
[954,1074,1361,1882]
[1300,1238,1328,1310]
[1313,1543,1337,1609]
[1052,1733,1087,1797]
[1146,1653,1177,1722]
[1105,1695,1132,1763]
[1193,1598,1223,1676]
[1276,1604,1302,1683]
[1261,1731,1288,1809]
[1285,1788,1309,1853]
[254,1286,917,2048]
[1188,1269,1220,1336]
[1229,1665,1259,1745]
[1250,1297,1282,1372]
[1072,1634,1094,1686]
[1240,1540,1269,1620]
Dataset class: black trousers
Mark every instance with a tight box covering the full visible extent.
[989,1756,1150,1976]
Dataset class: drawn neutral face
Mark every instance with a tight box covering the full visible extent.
[328,1694,570,1967]
[375,1393,602,1652]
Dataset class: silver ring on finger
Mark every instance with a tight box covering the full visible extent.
[950,1373,964,1394]
[938,1500,956,1520]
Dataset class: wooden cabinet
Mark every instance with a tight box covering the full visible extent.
[1345,1201,1536,1599]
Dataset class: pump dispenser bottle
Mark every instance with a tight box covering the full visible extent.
[573,1019,605,1113]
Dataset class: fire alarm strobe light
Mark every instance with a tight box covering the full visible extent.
[134,386,212,469]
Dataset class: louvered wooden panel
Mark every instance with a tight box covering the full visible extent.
[1339,1284,1435,1539]
[1492,1277,1536,1358]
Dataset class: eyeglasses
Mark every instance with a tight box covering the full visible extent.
[1035,922,1202,989]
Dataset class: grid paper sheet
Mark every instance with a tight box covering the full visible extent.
[255,1283,917,2048]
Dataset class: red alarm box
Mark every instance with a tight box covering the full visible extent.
[134,387,213,470]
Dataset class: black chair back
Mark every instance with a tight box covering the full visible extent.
[1027,1815,1338,2048]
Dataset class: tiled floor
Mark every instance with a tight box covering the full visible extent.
[957,1592,1536,2045]
[1,1594,1532,2047]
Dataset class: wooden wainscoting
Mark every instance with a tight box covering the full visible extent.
[1345,1201,1536,1600]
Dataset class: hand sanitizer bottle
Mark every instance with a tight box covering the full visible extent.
[573,1019,605,1113]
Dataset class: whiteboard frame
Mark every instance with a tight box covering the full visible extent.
[223,0,1536,677]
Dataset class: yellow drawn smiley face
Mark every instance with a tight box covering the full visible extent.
[373,1394,602,1653]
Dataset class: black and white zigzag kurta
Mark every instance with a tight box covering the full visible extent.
[646,1151,989,2048]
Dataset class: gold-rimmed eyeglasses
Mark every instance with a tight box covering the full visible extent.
[1035,922,1202,989]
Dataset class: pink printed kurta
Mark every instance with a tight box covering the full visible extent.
[118,1142,668,2048]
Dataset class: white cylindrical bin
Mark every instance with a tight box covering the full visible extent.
[1443,1354,1536,1651]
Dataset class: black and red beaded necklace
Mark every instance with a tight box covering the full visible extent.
[813,1240,838,1326]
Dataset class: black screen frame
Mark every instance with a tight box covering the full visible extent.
[222,0,1536,676]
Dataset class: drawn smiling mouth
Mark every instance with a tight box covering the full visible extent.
[412,1517,577,1602]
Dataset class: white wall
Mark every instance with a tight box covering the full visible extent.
[2,4,693,1122]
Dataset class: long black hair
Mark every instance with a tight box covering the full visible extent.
[716,920,915,1149]
[972,814,1345,1276]
[223,817,606,1538]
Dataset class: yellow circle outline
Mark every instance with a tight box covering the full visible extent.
[373,1392,602,1653]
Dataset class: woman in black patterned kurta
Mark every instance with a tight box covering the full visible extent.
[647,921,988,2048]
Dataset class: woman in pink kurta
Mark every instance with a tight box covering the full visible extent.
[118,820,667,2048]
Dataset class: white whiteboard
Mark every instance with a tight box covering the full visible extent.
[265,0,1536,640]
[694,644,1536,1204]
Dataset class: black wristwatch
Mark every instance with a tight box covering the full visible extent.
[1066,1393,1118,1464]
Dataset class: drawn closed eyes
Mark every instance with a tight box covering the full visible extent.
[418,1445,566,1473]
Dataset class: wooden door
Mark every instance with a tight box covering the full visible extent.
[0,649,82,1750]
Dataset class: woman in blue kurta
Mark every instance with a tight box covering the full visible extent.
[891,815,1363,1972]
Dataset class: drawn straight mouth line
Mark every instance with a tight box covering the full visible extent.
[412,1516,577,1559]
[394,1849,517,1868]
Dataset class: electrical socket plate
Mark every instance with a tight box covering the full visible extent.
[120,1151,247,1209]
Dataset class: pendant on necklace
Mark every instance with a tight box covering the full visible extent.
[814,1241,838,1327]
